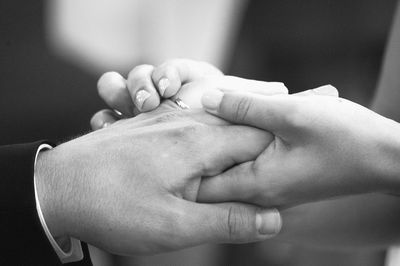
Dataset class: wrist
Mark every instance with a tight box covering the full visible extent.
[35,148,68,239]
[369,117,400,194]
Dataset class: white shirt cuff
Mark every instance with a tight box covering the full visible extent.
[33,144,84,263]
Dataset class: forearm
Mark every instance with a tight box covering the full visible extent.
[372,1,400,119]
[276,194,400,249]
[368,116,400,195]
[369,0,400,194]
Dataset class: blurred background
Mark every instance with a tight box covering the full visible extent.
[0,0,398,265]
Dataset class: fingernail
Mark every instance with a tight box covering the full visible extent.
[256,209,282,236]
[102,122,111,128]
[158,78,170,96]
[135,89,151,110]
[277,82,289,94]
[313,84,338,96]
[201,90,224,111]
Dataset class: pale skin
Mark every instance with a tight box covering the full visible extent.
[95,18,400,249]
[274,2,400,249]
[35,94,286,256]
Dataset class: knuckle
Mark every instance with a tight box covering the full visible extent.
[274,98,307,130]
[276,83,289,94]
[250,166,285,206]
[225,205,256,242]
[156,60,180,75]
[285,103,310,130]
[176,123,205,144]
[153,111,185,124]
[232,96,253,123]
[128,64,154,82]
[159,119,205,147]
[258,186,283,206]
[153,62,180,89]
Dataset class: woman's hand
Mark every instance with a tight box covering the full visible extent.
[91,59,287,129]
[96,59,222,115]
[198,88,400,207]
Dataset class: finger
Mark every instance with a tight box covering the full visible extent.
[127,65,160,112]
[152,59,222,98]
[171,76,288,109]
[174,199,281,248]
[197,161,257,202]
[201,90,295,132]
[197,160,288,208]
[97,72,135,116]
[219,76,288,95]
[294,85,338,97]
[197,124,274,176]
[90,109,119,130]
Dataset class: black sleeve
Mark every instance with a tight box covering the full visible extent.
[0,141,92,266]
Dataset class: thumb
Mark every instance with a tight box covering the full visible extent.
[294,85,339,97]
[177,200,282,247]
[201,90,295,132]
[90,109,119,130]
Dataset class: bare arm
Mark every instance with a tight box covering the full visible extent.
[276,2,400,249]
[277,194,400,249]
[373,1,400,117]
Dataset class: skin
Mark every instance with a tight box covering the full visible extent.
[94,59,287,124]
[35,101,283,257]
[273,1,400,249]
[95,36,400,249]
[200,2,400,249]
[199,90,400,206]
[199,89,400,249]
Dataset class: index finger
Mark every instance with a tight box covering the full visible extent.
[201,90,296,133]
[151,59,223,98]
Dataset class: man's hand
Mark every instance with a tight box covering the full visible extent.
[198,87,400,207]
[34,101,282,256]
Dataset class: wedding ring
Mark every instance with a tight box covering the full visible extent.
[113,109,123,116]
[174,98,190,109]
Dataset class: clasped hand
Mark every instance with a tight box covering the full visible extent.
[36,58,400,257]
[94,58,400,210]
[35,82,282,256]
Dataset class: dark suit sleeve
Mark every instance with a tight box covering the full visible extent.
[0,141,92,266]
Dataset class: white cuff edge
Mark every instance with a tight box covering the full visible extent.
[33,143,84,263]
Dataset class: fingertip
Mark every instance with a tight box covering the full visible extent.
[313,84,339,97]
[256,208,282,238]
[90,109,118,130]
[97,71,126,96]
[275,82,289,94]
[127,64,161,112]
[136,90,161,112]
[201,89,224,113]
[97,71,135,116]
[152,65,182,98]
[157,77,170,97]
